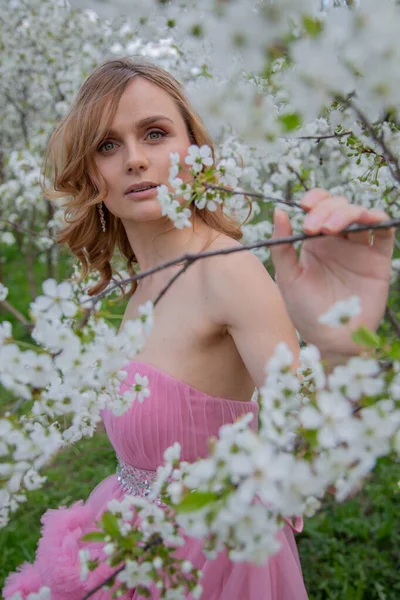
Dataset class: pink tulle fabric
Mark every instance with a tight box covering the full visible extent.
[3,360,308,599]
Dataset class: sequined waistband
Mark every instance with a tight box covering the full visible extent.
[116,456,160,500]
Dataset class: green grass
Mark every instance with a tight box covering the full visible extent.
[298,457,400,600]
[0,433,116,588]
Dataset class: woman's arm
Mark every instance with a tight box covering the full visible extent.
[206,247,300,390]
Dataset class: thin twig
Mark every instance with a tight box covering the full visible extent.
[81,564,125,600]
[82,536,163,600]
[9,397,28,414]
[203,184,307,211]
[295,131,352,141]
[152,259,194,307]
[346,98,400,185]
[0,299,29,326]
[385,306,400,337]
[287,165,309,191]
[0,219,55,244]
[79,218,400,328]
[4,91,29,145]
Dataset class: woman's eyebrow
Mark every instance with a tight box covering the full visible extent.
[107,115,174,137]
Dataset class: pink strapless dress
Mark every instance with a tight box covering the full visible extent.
[3,360,308,600]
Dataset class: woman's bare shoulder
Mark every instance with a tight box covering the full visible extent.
[204,231,245,256]
[204,231,263,277]
[201,231,273,311]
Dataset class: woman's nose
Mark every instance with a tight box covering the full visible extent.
[124,143,150,173]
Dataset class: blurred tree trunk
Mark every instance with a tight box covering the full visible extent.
[46,202,55,280]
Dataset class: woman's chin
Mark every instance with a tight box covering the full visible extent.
[121,205,168,224]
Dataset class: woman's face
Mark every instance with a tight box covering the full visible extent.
[93,77,193,223]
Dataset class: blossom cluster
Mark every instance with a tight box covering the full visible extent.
[145,325,400,568]
[156,145,247,229]
[0,275,154,527]
[76,445,203,599]
[72,307,400,597]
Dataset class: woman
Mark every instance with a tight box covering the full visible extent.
[3,57,394,599]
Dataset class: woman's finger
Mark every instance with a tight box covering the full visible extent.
[319,204,371,244]
[302,195,350,233]
[319,205,395,248]
[300,188,332,210]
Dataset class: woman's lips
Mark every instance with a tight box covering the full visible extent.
[125,186,158,200]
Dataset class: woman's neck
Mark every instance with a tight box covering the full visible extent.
[124,213,213,273]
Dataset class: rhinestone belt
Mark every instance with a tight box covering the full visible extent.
[116,456,164,504]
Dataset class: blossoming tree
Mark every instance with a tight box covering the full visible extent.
[1,0,400,597]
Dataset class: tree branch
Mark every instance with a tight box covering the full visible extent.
[79,217,400,328]
[0,299,29,326]
[203,183,307,211]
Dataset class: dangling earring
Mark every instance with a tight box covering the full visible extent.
[98,202,106,232]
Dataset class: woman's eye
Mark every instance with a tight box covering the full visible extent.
[147,130,166,141]
[97,131,165,152]
[98,141,116,153]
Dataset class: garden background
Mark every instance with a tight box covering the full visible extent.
[1,1,400,598]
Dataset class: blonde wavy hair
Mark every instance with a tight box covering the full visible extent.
[43,57,250,296]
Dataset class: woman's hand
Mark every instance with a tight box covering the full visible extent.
[270,188,395,359]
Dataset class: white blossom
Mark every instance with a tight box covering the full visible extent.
[0,283,8,301]
[31,279,77,320]
[0,321,12,344]
[164,441,182,463]
[169,151,181,180]
[318,296,361,327]
[78,548,91,581]
[184,144,214,173]
[217,157,243,188]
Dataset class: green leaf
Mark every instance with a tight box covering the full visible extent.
[101,511,120,537]
[388,340,400,360]
[190,23,203,38]
[175,490,219,513]
[200,63,213,78]
[137,587,151,598]
[278,113,302,132]
[81,531,107,543]
[351,326,380,348]
[302,16,324,37]
[346,134,358,147]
